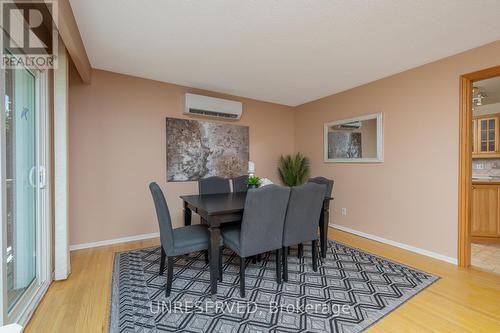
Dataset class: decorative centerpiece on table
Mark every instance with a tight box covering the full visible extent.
[278,153,310,186]
[247,175,262,189]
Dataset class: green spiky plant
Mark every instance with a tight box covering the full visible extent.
[247,175,261,189]
[278,153,310,186]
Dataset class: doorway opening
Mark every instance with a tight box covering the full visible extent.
[458,65,500,269]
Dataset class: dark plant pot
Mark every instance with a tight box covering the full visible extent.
[248,184,258,189]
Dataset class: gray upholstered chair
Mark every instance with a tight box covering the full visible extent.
[292,176,334,258]
[308,176,334,198]
[149,182,222,297]
[232,175,248,192]
[198,176,230,261]
[282,183,326,281]
[198,176,231,195]
[221,185,291,297]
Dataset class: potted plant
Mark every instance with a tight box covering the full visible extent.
[278,153,310,186]
[247,175,261,189]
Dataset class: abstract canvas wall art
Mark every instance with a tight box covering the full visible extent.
[327,131,362,158]
[166,117,249,181]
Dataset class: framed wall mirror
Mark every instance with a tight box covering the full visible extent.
[324,112,383,163]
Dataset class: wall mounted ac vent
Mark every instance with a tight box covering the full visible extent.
[333,121,362,130]
[184,93,242,120]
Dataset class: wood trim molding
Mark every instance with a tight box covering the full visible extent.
[473,112,500,120]
[472,154,500,159]
[45,0,91,83]
[471,236,500,244]
[458,65,500,268]
[462,66,500,82]
[458,75,472,268]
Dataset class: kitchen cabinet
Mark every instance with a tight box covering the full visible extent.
[472,114,500,158]
[471,182,500,243]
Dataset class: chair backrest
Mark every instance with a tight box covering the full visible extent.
[198,176,231,195]
[308,176,334,198]
[232,175,248,192]
[149,182,175,255]
[283,182,326,247]
[239,185,290,257]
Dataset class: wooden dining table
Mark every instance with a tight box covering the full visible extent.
[180,191,332,298]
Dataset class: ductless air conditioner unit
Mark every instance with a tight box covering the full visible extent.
[184,93,242,120]
[333,121,362,130]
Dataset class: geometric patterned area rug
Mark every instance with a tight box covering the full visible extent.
[109,240,439,333]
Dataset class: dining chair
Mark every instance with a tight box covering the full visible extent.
[198,176,231,261]
[308,176,334,198]
[149,182,223,297]
[221,185,291,297]
[198,176,231,195]
[232,175,248,192]
[282,182,326,281]
[292,176,335,258]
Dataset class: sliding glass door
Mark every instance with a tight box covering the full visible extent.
[5,64,37,312]
[1,56,50,325]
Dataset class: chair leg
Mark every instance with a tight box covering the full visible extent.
[287,247,291,255]
[276,249,282,284]
[282,247,288,282]
[219,247,223,282]
[252,256,257,264]
[312,240,318,272]
[257,254,261,262]
[239,256,246,298]
[159,247,166,276]
[298,243,303,259]
[316,240,325,265]
[204,250,209,264]
[166,257,174,297]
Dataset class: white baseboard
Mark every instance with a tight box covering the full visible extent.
[330,224,458,265]
[70,232,160,251]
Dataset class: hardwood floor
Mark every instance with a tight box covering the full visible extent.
[25,238,161,333]
[25,228,500,332]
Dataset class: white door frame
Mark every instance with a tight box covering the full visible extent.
[0,67,52,326]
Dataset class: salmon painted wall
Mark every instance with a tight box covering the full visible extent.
[68,69,295,246]
[295,41,500,260]
[69,41,500,258]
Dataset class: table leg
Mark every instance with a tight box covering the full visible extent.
[209,226,221,298]
[184,201,192,226]
[320,203,329,258]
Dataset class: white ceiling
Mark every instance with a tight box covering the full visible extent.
[475,77,500,105]
[69,0,500,106]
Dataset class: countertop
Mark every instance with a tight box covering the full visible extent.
[472,179,500,185]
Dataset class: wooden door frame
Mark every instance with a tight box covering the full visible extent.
[458,65,500,267]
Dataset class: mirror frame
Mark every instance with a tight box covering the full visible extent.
[323,112,384,163]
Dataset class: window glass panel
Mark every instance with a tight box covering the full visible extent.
[4,63,37,311]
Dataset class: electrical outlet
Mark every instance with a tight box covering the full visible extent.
[476,163,485,170]
[341,208,347,216]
